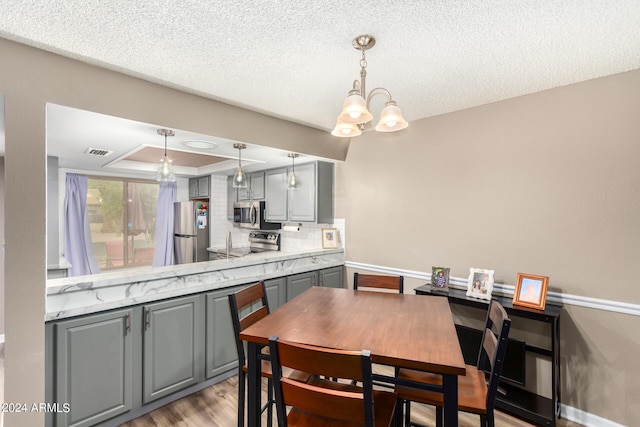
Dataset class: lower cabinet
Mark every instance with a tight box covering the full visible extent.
[142,295,204,404]
[205,287,241,379]
[54,309,133,427]
[46,266,343,426]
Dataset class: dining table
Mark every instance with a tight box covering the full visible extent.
[239,286,466,427]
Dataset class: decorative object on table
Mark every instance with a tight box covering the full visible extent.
[466,268,494,300]
[513,272,549,310]
[430,266,450,293]
[331,34,408,138]
[321,228,338,249]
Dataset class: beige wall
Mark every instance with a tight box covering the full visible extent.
[0,37,347,426]
[336,69,640,425]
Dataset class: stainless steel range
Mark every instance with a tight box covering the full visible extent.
[248,230,281,253]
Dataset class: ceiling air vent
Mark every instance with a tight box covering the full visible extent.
[84,147,114,157]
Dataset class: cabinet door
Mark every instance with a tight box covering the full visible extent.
[264,277,286,311]
[55,309,133,427]
[251,171,265,199]
[227,176,237,220]
[286,271,317,301]
[265,168,288,222]
[188,178,198,199]
[143,295,203,404]
[319,266,344,289]
[205,288,240,379]
[288,162,316,222]
[197,176,210,198]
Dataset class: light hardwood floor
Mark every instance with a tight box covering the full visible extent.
[121,373,584,427]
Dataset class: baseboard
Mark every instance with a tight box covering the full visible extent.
[562,404,626,427]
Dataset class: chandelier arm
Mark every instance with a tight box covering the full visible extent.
[365,87,393,110]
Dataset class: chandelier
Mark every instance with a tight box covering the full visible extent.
[331,35,408,138]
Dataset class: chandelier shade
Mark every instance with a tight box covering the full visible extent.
[331,35,408,138]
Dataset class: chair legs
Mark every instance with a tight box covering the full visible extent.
[237,370,275,427]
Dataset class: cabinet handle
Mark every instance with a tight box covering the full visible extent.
[125,313,131,335]
[145,308,151,330]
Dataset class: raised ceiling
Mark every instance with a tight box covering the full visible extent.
[1,1,640,174]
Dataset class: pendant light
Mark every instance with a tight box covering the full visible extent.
[287,153,299,190]
[156,128,176,182]
[232,143,248,188]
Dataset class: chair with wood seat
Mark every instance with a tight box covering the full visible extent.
[396,298,511,427]
[229,282,309,427]
[268,335,397,427]
[353,272,404,294]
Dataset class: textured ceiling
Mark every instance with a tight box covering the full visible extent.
[2,0,639,133]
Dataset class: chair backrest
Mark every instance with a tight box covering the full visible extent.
[353,272,404,294]
[268,336,375,427]
[477,299,511,407]
[228,282,270,366]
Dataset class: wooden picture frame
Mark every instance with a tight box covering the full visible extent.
[513,273,549,310]
[466,268,494,300]
[321,228,338,249]
[431,266,450,293]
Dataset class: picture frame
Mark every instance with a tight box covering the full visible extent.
[431,267,450,293]
[321,228,338,249]
[466,268,494,300]
[513,273,549,310]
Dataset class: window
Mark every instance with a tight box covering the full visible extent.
[87,177,159,270]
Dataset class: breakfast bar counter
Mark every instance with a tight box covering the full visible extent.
[46,248,344,321]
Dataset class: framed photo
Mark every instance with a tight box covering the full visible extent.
[513,273,549,310]
[466,268,494,300]
[431,267,450,293]
[321,228,338,249]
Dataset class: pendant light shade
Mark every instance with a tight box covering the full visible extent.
[232,143,248,188]
[287,153,299,190]
[330,121,362,137]
[156,128,176,182]
[337,93,373,124]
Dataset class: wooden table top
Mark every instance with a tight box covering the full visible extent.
[240,286,466,375]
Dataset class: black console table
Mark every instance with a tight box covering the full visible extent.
[415,285,562,427]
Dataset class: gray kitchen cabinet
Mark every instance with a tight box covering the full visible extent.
[264,167,288,222]
[288,161,334,223]
[264,276,287,310]
[189,176,210,199]
[205,287,241,379]
[319,266,344,289]
[227,175,237,220]
[286,271,318,301]
[55,309,133,427]
[142,295,204,404]
[237,171,265,200]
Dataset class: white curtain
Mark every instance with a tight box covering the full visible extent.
[152,181,177,267]
[65,173,101,276]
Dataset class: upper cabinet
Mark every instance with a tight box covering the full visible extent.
[265,161,334,224]
[236,171,265,201]
[189,176,210,199]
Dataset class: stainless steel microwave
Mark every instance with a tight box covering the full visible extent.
[233,201,281,230]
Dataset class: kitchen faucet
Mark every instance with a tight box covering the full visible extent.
[226,231,232,261]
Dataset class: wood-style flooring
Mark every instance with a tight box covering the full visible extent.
[121,372,584,427]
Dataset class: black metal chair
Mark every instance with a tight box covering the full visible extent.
[396,298,511,427]
[268,335,397,427]
[228,282,309,427]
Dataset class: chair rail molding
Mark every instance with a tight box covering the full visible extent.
[344,261,640,317]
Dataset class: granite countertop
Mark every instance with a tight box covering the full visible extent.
[46,248,345,321]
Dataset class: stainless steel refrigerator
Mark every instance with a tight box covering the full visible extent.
[174,201,209,264]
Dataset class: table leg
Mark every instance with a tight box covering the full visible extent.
[442,374,458,427]
[247,341,262,427]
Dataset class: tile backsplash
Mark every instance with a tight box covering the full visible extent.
[208,175,344,251]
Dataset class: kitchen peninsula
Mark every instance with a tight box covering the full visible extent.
[45,248,344,427]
